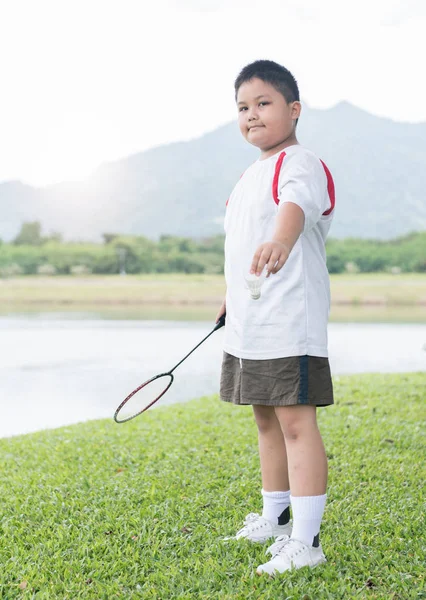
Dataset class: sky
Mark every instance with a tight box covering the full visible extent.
[1,0,425,186]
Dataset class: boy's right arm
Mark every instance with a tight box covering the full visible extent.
[215,297,226,324]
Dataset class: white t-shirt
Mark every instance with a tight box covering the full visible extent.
[223,144,335,360]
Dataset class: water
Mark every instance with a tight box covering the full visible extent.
[0,315,425,438]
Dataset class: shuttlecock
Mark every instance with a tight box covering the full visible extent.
[244,269,268,300]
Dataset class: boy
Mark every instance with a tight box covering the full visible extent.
[216,60,335,575]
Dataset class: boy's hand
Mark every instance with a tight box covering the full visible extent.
[251,241,290,277]
[215,299,226,324]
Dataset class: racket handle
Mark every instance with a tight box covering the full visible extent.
[214,312,226,331]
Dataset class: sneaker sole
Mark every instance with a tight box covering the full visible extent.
[236,529,292,544]
[256,556,327,576]
[223,531,291,544]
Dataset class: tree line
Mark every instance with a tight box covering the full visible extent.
[0,221,425,276]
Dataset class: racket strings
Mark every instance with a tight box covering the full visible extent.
[115,374,173,422]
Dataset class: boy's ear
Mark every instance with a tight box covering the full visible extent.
[291,101,302,120]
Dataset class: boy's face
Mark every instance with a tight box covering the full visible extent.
[236,78,301,158]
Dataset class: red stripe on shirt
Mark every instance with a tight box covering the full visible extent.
[320,160,335,216]
[273,152,335,216]
[272,151,287,206]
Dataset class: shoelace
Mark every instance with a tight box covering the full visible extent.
[268,534,290,556]
[275,538,307,558]
[244,513,261,525]
[236,513,266,535]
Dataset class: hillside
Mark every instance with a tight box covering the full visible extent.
[1,102,426,241]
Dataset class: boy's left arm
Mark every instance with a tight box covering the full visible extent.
[250,202,305,276]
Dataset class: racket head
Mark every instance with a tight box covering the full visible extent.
[114,373,174,423]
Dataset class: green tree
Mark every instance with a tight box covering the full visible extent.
[13,222,43,246]
[44,231,63,244]
[102,233,119,245]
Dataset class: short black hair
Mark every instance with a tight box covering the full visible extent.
[234,60,300,105]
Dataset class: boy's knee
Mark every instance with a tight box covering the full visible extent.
[253,406,277,433]
[281,420,303,441]
[276,407,317,441]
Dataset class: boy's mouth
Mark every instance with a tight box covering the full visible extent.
[248,125,264,131]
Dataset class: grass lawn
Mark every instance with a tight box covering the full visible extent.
[0,373,425,599]
[0,273,425,322]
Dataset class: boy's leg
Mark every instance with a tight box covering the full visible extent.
[253,405,289,492]
[257,405,328,574]
[234,405,291,542]
[253,405,291,525]
[275,405,327,497]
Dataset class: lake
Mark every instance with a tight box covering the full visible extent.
[1,314,425,438]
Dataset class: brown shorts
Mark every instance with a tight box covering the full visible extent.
[220,352,334,407]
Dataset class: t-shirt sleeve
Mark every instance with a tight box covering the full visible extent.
[278,151,329,232]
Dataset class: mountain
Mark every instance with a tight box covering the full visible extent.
[1,102,426,241]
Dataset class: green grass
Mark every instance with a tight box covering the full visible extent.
[0,273,425,323]
[0,373,425,599]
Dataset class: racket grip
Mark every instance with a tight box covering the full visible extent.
[214,312,226,331]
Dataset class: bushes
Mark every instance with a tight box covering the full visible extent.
[325,231,426,274]
[0,229,425,276]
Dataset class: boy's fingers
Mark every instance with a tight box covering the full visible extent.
[251,243,290,276]
[215,302,226,323]
[255,249,271,275]
[268,248,289,274]
[252,244,290,275]
[250,247,264,274]
[271,256,286,274]
[267,250,281,273]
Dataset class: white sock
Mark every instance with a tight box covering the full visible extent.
[261,489,291,524]
[290,494,327,546]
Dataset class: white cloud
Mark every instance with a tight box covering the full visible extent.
[163,0,426,23]
[0,0,425,184]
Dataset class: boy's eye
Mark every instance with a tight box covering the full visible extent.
[259,101,270,107]
[239,106,248,112]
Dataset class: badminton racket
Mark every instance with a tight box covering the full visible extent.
[114,314,226,423]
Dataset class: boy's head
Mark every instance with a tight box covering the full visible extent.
[234,60,301,157]
[234,60,300,105]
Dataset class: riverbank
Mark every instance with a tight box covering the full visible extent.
[0,372,424,598]
[0,273,425,322]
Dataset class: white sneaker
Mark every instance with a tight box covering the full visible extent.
[266,533,291,556]
[257,538,326,575]
[234,512,292,543]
